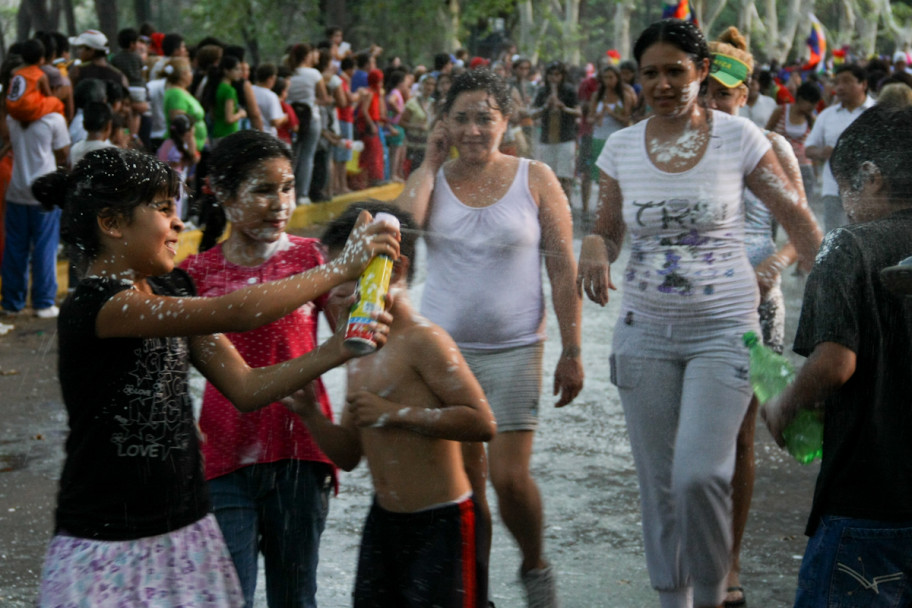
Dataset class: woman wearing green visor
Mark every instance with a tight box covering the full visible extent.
[705,27,818,608]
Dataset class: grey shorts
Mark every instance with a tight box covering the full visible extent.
[460,342,544,432]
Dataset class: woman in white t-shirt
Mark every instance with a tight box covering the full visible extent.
[287,43,329,204]
[577,19,822,608]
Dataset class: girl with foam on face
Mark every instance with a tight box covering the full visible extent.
[31,146,399,607]
[577,18,822,608]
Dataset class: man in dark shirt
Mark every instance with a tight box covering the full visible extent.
[762,104,912,608]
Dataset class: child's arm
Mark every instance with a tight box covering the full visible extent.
[95,211,398,338]
[346,325,496,442]
[224,96,247,125]
[189,312,387,415]
[37,73,52,97]
[282,386,363,471]
[761,341,855,446]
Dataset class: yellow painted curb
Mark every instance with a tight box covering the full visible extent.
[42,183,405,298]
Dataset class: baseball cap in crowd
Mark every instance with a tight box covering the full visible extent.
[469,56,490,69]
[69,29,109,52]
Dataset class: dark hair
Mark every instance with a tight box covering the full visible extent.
[355,51,372,69]
[443,67,513,115]
[757,70,773,90]
[835,63,868,88]
[196,36,225,50]
[796,81,822,104]
[619,59,637,72]
[596,64,625,105]
[316,49,332,73]
[341,56,355,72]
[83,101,113,131]
[325,26,342,39]
[434,52,452,71]
[256,62,277,83]
[385,68,407,92]
[272,76,289,96]
[545,60,566,79]
[289,43,314,69]
[831,105,912,202]
[19,39,45,64]
[73,78,107,110]
[32,148,181,267]
[224,44,246,62]
[104,79,127,105]
[51,31,68,55]
[168,113,196,164]
[117,28,139,50]
[321,201,418,283]
[34,31,57,60]
[198,130,293,250]
[880,71,912,90]
[202,55,241,112]
[162,33,185,57]
[633,18,709,67]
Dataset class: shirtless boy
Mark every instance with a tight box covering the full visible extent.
[285,202,497,608]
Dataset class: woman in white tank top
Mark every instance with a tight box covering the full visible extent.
[397,68,582,607]
[586,64,637,202]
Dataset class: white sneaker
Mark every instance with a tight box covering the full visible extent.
[34,305,59,319]
[0,322,14,336]
[296,196,312,206]
[521,565,560,608]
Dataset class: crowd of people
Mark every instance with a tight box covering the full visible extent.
[1,14,912,608]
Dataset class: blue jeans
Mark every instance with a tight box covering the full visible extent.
[208,460,333,608]
[293,119,321,198]
[795,515,912,608]
[1,201,60,312]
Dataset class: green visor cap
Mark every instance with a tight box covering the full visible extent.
[710,53,750,88]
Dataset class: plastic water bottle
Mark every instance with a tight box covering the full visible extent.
[781,409,823,465]
[743,331,822,464]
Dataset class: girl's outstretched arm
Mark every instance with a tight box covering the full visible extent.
[95,211,399,338]
[189,304,391,414]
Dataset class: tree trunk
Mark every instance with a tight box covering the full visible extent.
[702,0,731,36]
[94,0,119,47]
[878,0,912,49]
[63,0,76,35]
[325,0,347,31]
[518,0,534,54]
[49,0,62,30]
[563,0,581,65]
[438,0,461,50]
[773,0,807,64]
[762,0,779,62]
[134,0,151,26]
[613,0,636,58]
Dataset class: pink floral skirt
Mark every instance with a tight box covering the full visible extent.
[38,513,243,607]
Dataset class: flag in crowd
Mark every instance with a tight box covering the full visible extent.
[803,14,827,72]
[662,0,696,24]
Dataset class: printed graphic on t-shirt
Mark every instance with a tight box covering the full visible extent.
[627,197,738,297]
[111,336,192,460]
[6,75,27,101]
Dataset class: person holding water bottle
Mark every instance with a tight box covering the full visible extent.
[762,104,912,608]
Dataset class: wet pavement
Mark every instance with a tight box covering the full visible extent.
[0,214,820,607]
